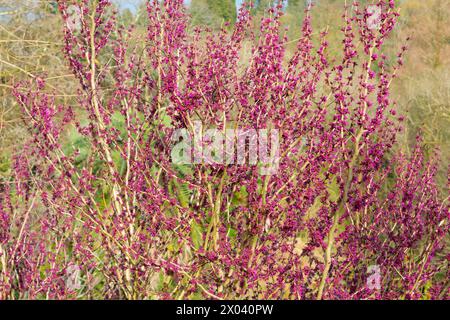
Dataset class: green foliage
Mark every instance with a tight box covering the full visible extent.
[0,156,11,177]
[190,0,237,27]
[326,175,340,203]
[63,127,90,166]
[118,8,134,26]
[231,185,248,207]
[170,164,194,208]
[171,179,191,208]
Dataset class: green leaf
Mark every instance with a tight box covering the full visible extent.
[190,220,203,250]
[226,227,237,239]
[0,156,10,174]
[232,186,248,207]
[305,196,322,219]
[63,128,90,165]
[173,164,193,178]
[111,150,126,176]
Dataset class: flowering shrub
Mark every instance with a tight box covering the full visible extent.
[0,0,448,300]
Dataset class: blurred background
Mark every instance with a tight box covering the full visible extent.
[0,0,449,189]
